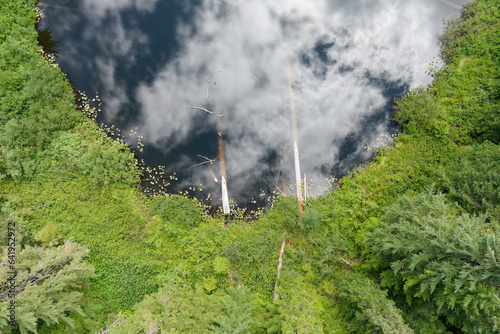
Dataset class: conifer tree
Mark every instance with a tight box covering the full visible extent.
[213,286,256,334]
[366,188,500,333]
[0,240,95,333]
[106,277,224,334]
[335,273,414,334]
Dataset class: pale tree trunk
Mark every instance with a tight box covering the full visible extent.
[274,239,287,300]
[217,116,230,214]
[288,59,303,215]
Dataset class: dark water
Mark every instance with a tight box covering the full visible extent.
[37,0,465,207]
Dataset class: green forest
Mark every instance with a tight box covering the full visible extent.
[0,0,499,333]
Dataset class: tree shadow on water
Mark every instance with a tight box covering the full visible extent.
[37,27,59,56]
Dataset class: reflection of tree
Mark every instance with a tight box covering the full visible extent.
[38,2,83,13]
[37,28,59,56]
[262,152,287,196]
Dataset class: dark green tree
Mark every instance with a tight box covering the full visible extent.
[440,142,500,220]
[106,276,224,334]
[213,286,256,334]
[366,189,500,333]
[335,273,413,334]
[0,240,95,333]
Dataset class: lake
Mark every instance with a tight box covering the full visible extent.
[37,0,466,209]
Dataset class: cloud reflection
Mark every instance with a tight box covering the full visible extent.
[133,0,463,200]
[80,0,159,17]
[41,0,465,202]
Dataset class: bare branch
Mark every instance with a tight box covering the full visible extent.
[190,160,213,168]
[190,155,217,168]
[190,105,213,114]
[0,258,71,300]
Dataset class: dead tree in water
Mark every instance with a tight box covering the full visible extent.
[287,59,303,215]
[216,116,230,214]
[190,77,230,215]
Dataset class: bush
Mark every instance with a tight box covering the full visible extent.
[0,240,95,334]
[266,196,300,233]
[277,275,324,334]
[213,255,230,275]
[299,207,323,233]
[392,88,441,137]
[148,194,205,228]
[107,280,224,334]
[213,286,256,334]
[335,273,413,334]
[440,141,500,218]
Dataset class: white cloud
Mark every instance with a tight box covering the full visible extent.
[41,0,153,121]
[131,0,465,201]
[81,0,160,17]
[41,0,466,202]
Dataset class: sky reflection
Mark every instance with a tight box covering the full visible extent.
[39,0,466,203]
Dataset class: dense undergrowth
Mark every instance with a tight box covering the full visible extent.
[0,0,498,333]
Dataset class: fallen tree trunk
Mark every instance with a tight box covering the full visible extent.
[273,239,287,300]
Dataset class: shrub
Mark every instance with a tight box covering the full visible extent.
[148,194,204,228]
[213,286,256,334]
[107,280,224,334]
[0,240,95,334]
[392,88,440,136]
[440,141,500,217]
[335,273,413,334]
[266,196,300,233]
[299,207,323,233]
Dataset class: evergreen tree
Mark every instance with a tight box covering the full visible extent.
[213,286,256,334]
[335,273,414,334]
[0,240,95,333]
[107,276,224,334]
[366,188,500,333]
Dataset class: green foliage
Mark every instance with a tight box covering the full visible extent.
[314,134,457,254]
[259,303,282,334]
[391,1,500,145]
[148,194,205,228]
[0,41,80,179]
[213,286,256,334]
[440,141,500,216]
[0,240,95,334]
[213,255,231,275]
[299,207,323,233]
[0,197,34,251]
[224,226,280,295]
[46,132,85,165]
[34,223,62,247]
[203,276,218,293]
[43,128,140,187]
[439,1,500,65]
[266,196,300,233]
[335,273,413,334]
[395,302,451,334]
[435,1,500,144]
[0,173,164,331]
[277,275,324,334]
[76,139,139,186]
[392,88,442,137]
[1,0,499,333]
[307,232,354,280]
[366,189,500,333]
[107,279,224,334]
